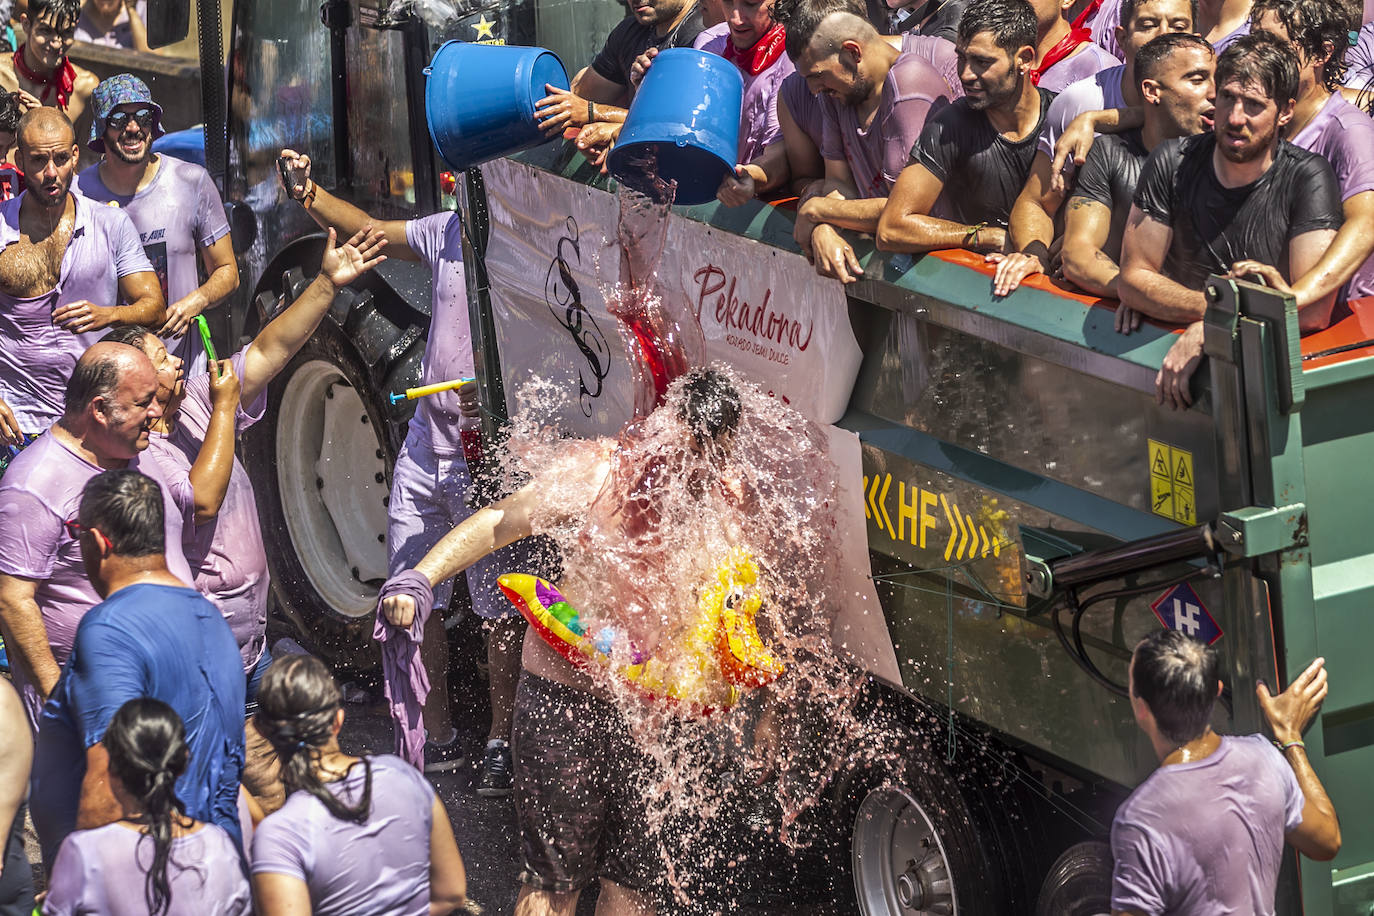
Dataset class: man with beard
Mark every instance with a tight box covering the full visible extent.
[1120,32,1343,408]
[782,0,952,283]
[0,107,163,456]
[877,0,1051,255]
[76,75,237,367]
[0,0,96,123]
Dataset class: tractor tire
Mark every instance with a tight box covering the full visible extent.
[242,264,425,670]
[1035,841,1113,916]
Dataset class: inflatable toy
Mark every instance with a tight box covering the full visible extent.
[497,550,784,711]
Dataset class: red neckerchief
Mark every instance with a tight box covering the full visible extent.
[723,23,787,76]
[1071,0,1103,30]
[13,45,76,110]
[1030,26,1092,86]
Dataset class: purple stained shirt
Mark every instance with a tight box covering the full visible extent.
[1038,64,1128,159]
[43,821,251,916]
[1290,92,1374,298]
[901,33,963,98]
[77,156,231,367]
[695,24,795,164]
[0,192,153,433]
[405,213,473,457]
[1037,39,1120,94]
[0,430,194,720]
[146,346,269,672]
[779,72,825,143]
[72,0,147,48]
[819,50,952,198]
[251,754,436,916]
[1088,0,1125,61]
[1110,735,1305,916]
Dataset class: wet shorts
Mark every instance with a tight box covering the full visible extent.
[512,672,659,893]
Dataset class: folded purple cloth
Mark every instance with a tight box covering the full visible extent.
[373,569,435,768]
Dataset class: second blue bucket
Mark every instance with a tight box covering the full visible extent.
[424,41,569,171]
[608,48,743,206]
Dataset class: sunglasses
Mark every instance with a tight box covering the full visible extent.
[63,519,111,551]
[105,108,155,131]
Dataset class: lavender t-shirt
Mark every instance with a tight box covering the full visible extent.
[1345,22,1374,90]
[1038,40,1120,94]
[0,192,153,433]
[779,72,825,142]
[72,0,147,47]
[77,156,231,366]
[819,51,951,198]
[1110,735,1305,915]
[695,24,795,164]
[251,755,436,916]
[1290,92,1374,298]
[1089,0,1125,61]
[405,213,473,457]
[902,33,963,99]
[146,346,269,671]
[1037,64,1128,159]
[0,431,194,718]
[44,821,250,916]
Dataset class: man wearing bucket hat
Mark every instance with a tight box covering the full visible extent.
[76,74,238,368]
[0,0,97,124]
[275,147,535,795]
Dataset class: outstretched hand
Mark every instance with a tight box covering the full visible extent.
[1258,657,1328,746]
[320,226,388,288]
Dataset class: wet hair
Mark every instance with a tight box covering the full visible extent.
[103,698,190,916]
[64,348,124,414]
[773,0,868,62]
[1135,32,1214,86]
[1249,0,1351,92]
[79,469,166,556]
[254,655,373,823]
[1216,30,1300,106]
[1131,628,1219,744]
[16,105,74,151]
[1119,0,1199,38]
[101,324,154,350]
[25,0,79,29]
[678,367,742,450]
[0,93,18,135]
[957,0,1038,57]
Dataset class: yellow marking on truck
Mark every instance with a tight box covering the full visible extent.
[1174,485,1196,525]
[866,474,1007,560]
[1148,439,1197,525]
[1151,475,1174,518]
[1149,440,1170,478]
[1173,451,1193,488]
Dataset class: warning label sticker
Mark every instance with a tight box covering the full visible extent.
[1148,439,1197,525]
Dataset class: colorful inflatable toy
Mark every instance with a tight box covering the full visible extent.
[497,549,784,711]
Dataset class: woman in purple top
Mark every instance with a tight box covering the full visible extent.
[250,656,469,915]
[44,697,251,916]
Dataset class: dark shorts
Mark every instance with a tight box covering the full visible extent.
[512,672,659,894]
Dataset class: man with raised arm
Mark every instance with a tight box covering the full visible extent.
[782,0,951,283]
[1112,628,1340,915]
[877,0,1049,258]
[1118,32,1343,408]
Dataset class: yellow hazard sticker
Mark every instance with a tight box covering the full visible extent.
[1148,439,1197,524]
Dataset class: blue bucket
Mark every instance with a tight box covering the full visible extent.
[424,41,569,171]
[608,48,743,206]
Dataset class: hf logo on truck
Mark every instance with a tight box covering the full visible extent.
[1150,582,1222,644]
[1148,439,1197,525]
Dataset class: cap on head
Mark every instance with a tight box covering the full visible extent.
[88,73,164,153]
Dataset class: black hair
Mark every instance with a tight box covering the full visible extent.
[64,348,123,415]
[254,655,373,824]
[1135,32,1214,86]
[773,0,869,62]
[1216,29,1300,106]
[25,0,79,30]
[678,367,742,451]
[957,0,1038,57]
[1249,0,1351,92]
[1118,0,1200,40]
[1131,628,1219,744]
[0,93,19,135]
[103,698,191,916]
[79,469,166,556]
[100,325,152,349]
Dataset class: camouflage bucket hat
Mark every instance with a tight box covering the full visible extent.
[88,73,165,153]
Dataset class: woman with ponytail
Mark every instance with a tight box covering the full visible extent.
[251,655,470,915]
[43,698,251,916]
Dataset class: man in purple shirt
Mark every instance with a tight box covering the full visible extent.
[0,342,193,725]
[1029,0,1119,91]
[278,148,528,793]
[780,0,951,283]
[0,106,163,447]
[76,74,238,367]
[1111,628,1340,915]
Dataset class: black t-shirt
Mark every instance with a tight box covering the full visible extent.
[1131,133,1344,288]
[1070,127,1148,262]
[590,3,706,87]
[910,88,1055,228]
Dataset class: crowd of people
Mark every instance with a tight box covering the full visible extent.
[0,0,1350,912]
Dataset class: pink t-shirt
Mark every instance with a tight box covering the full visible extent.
[901,32,963,98]
[1290,92,1374,299]
[0,431,194,716]
[146,347,269,671]
[695,23,796,164]
[405,213,473,457]
[819,50,952,198]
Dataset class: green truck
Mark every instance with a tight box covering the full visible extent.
[141,0,1374,910]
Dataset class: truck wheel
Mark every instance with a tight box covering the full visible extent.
[1035,841,1112,916]
[243,266,423,668]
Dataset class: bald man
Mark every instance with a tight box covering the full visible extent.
[0,341,193,724]
[0,107,163,449]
